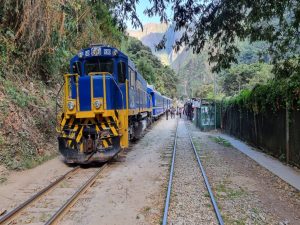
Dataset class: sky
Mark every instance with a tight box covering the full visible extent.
[126,1,172,30]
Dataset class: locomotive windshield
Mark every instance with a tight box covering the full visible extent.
[84,58,114,75]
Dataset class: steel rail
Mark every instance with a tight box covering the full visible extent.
[186,123,224,225]
[162,120,179,225]
[45,164,108,225]
[0,166,80,225]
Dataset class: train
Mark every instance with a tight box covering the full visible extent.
[56,44,172,164]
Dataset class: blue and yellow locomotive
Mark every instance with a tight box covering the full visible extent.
[57,45,172,164]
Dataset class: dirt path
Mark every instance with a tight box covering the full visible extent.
[58,118,177,225]
[188,121,300,225]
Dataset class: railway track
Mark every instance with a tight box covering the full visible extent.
[162,119,224,225]
[0,164,107,225]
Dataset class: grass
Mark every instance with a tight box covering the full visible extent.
[0,133,4,145]
[0,176,7,184]
[40,212,51,222]
[209,136,232,147]
[215,182,246,200]
[3,79,35,108]
[0,100,9,123]
[59,181,70,188]
[192,137,201,151]
[0,134,57,170]
[143,206,151,213]
[223,215,247,225]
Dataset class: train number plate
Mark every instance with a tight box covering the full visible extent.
[103,49,111,55]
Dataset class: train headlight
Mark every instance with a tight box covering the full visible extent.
[68,101,75,110]
[85,50,90,57]
[78,51,84,58]
[94,100,101,109]
[91,47,101,56]
[112,49,118,56]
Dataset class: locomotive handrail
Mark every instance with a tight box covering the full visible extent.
[88,72,125,110]
[63,73,79,111]
[55,80,65,113]
[56,73,79,132]
[55,80,65,132]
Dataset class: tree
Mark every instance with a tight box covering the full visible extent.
[123,37,178,97]
[124,0,300,77]
[220,63,273,96]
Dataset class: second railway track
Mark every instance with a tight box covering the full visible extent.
[0,164,107,225]
[163,119,224,225]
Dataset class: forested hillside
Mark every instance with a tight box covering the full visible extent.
[0,1,177,171]
[129,23,275,100]
[122,37,178,97]
[0,1,123,170]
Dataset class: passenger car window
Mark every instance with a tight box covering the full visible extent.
[118,62,126,83]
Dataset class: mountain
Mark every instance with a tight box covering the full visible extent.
[128,23,214,98]
[128,23,184,66]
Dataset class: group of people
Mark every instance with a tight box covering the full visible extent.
[165,106,184,120]
[165,102,194,121]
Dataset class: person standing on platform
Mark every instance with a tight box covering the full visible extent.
[166,108,170,120]
[178,107,182,118]
[170,106,175,119]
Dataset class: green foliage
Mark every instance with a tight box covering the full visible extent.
[222,74,300,113]
[193,84,214,99]
[215,182,246,200]
[0,0,124,82]
[147,0,300,77]
[220,63,273,96]
[209,136,232,148]
[0,133,57,170]
[123,37,178,97]
[1,78,35,108]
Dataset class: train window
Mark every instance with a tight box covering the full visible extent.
[118,62,126,83]
[72,61,82,75]
[129,68,136,88]
[136,80,142,89]
[85,58,113,75]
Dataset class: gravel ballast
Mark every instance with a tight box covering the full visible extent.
[168,119,218,225]
[188,121,300,225]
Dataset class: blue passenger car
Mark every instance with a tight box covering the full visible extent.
[147,85,172,118]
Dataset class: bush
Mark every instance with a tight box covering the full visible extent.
[222,74,300,113]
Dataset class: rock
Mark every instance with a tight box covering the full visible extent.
[218,192,227,197]
[37,148,44,155]
[279,220,290,225]
[29,82,34,91]
[21,87,29,94]
[259,213,265,221]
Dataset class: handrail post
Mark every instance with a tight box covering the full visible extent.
[103,74,106,110]
[64,75,69,112]
[90,75,94,110]
[75,75,79,111]
[126,79,129,111]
